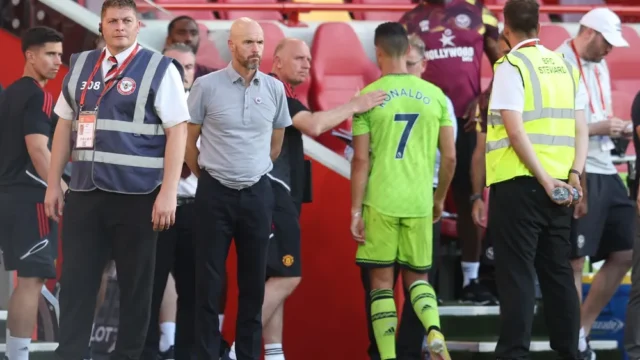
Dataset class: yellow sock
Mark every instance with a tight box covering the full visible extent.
[370,288,397,360]
[409,280,441,331]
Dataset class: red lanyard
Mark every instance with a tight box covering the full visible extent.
[570,40,605,114]
[79,45,141,110]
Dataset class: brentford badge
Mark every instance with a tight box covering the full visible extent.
[455,14,471,29]
[117,77,136,96]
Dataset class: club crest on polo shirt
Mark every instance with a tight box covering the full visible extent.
[117,77,136,96]
[455,14,471,28]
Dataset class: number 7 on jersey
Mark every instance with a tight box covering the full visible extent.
[394,113,419,159]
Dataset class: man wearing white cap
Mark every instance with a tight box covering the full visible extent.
[556,8,633,360]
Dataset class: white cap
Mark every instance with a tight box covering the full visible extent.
[579,8,629,47]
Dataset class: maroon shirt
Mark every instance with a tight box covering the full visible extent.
[400,0,499,118]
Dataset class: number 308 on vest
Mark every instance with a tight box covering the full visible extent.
[80,81,101,91]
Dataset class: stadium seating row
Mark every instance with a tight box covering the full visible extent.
[125,0,561,22]
[195,21,639,125]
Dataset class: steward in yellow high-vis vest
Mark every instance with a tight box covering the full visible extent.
[485,45,581,186]
[485,0,589,358]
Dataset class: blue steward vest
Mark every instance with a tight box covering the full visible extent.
[62,48,181,194]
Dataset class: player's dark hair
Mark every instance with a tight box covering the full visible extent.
[21,26,63,54]
[168,15,196,33]
[503,0,539,36]
[101,0,137,19]
[374,22,409,58]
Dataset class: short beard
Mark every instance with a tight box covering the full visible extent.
[241,58,260,70]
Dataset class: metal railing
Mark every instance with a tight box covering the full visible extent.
[134,2,640,25]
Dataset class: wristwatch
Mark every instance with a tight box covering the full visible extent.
[469,193,483,203]
[569,169,582,179]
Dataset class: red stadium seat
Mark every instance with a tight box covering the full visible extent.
[612,89,635,120]
[492,0,550,22]
[259,22,286,73]
[218,0,283,20]
[539,24,571,50]
[309,22,381,154]
[609,26,640,94]
[153,0,216,20]
[351,0,412,21]
[196,24,228,70]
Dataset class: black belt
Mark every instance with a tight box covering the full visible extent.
[177,197,195,206]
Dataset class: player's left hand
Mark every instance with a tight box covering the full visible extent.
[350,212,365,243]
[463,92,489,132]
[351,90,387,114]
[567,172,583,206]
[152,189,177,231]
[622,120,634,139]
[433,200,444,223]
[471,198,487,227]
[573,200,588,219]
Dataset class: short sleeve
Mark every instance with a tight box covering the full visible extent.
[23,91,53,137]
[489,62,525,113]
[272,81,292,129]
[288,97,310,119]
[53,90,75,120]
[352,111,370,136]
[187,77,206,125]
[440,94,455,127]
[575,77,588,111]
[154,63,190,128]
[444,95,458,142]
[482,6,499,40]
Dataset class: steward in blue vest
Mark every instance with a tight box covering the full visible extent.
[62,47,182,194]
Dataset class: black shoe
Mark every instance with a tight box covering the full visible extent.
[158,346,175,360]
[459,279,499,305]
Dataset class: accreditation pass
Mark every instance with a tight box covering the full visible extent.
[76,111,97,149]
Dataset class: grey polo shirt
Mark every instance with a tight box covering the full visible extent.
[187,64,292,189]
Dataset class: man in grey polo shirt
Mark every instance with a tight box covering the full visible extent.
[186,17,292,360]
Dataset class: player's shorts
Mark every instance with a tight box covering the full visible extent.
[266,182,301,278]
[452,117,476,192]
[356,205,432,273]
[0,193,58,279]
[570,173,635,262]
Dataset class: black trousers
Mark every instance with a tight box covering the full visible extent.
[361,215,442,360]
[141,201,197,360]
[194,173,273,360]
[55,189,158,360]
[489,177,580,360]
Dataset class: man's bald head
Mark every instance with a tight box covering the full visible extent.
[229,17,262,42]
[273,37,306,58]
[272,37,311,86]
[228,17,264,71]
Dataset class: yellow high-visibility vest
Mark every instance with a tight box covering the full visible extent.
[485,45,581,186]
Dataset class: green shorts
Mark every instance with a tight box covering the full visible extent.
[355,205,432,273]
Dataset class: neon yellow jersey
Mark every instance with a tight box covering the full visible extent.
[352,74,452,218]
